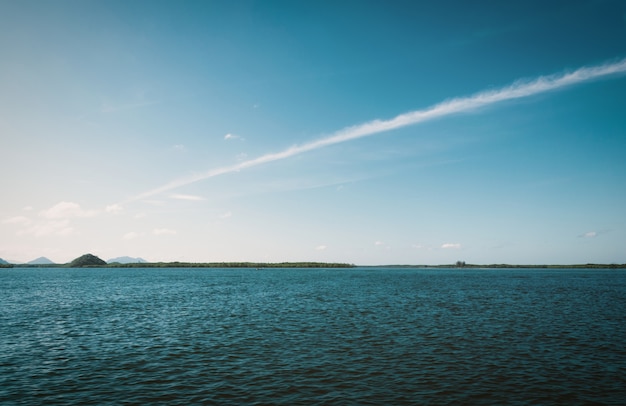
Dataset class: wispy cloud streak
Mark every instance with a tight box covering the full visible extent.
[128,58,626,202]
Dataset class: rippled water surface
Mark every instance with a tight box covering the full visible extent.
[1,267,625,404]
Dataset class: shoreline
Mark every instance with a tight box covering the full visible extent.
[3,262,625,269]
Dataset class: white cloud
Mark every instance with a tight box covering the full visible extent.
[374,241,391,251]
[219,211,232,219]
[441,243,461,249]
[105,204,124,214]
[2,216,32,225]
[170,194,205,201]
[22,206,33,211]
[153,228,177,236]
[173,144,186,151]
[580,231,598,238]
[18,220,75,237]
[224,133,241,140]
[40,201,98,219]
[126,57,626,202]
[5,202,99,237]
[315,245,327,251]
[123,231,140,240]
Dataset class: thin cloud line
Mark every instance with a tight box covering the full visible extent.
[125,57,626,203]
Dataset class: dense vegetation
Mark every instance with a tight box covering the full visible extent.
[383,263,626,269]
[3,254,624,269]
[106,261,355,268]
[68,254,107,267]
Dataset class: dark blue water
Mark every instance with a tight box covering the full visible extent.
[1,267,625,405]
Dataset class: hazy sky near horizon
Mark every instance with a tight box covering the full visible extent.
[2,0,626,265]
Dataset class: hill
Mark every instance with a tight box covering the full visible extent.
[27,256,56,265]
[107,256,147,264]
[0,258,8,265]
[69,254,107,267]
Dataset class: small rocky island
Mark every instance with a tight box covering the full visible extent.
[68,253,107,267]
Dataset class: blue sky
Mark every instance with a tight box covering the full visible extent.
[1,0,626,265]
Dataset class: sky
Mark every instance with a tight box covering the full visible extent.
[1,0,626,265]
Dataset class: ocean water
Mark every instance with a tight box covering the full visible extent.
[1,267,625,405]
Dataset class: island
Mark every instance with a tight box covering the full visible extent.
[4,253,355,268]
[2,254,624,269]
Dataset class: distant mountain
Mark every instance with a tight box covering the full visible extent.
[27,256,56,265]
[107,256,147,264]
[0,258,9,265]
[69,253,106,267]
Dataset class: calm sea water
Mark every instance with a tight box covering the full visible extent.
[1,267,625,405]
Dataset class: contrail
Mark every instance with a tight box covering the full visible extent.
[127,57,626,203]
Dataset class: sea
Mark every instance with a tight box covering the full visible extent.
[1,267,625,405]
